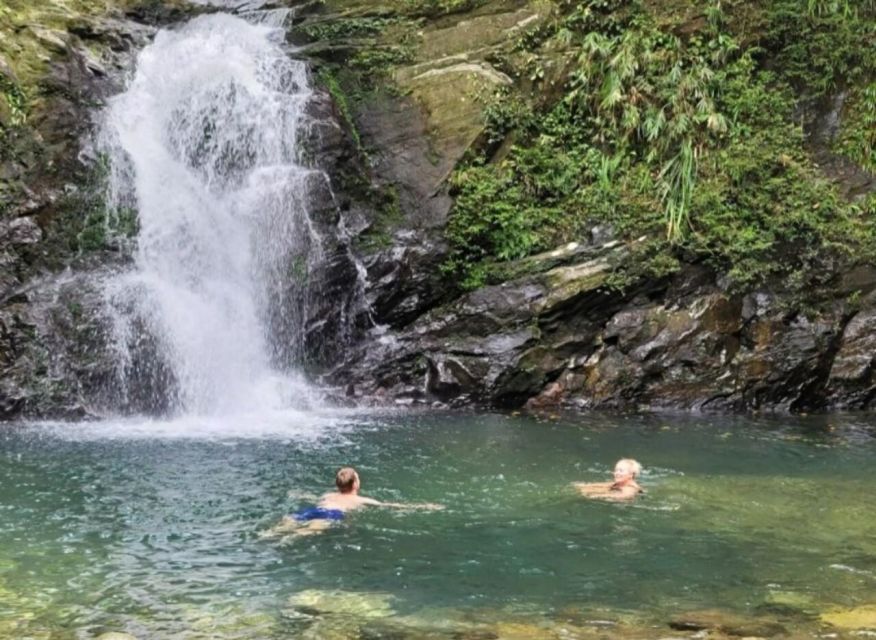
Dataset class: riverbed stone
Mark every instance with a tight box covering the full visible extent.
[760,590,818,616]
[494,621,558,639]
[287,589,396,619]
[820,604,876,629]
[668,609,786,637]
[96,633,138,640]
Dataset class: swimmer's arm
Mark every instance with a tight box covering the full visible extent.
[371,499,445,511]
[584,484,642,502]
[572,481,612,496]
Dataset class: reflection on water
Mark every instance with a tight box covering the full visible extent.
[0,411,875,638]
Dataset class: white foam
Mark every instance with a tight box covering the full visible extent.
[26,408,366,442]
[99,14,331,417]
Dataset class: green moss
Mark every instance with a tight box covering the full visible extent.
[356,184,405,251]
[298,11,417,87]
[319,68,362,150]
[76,209,108,252]
[0,74,27,128]
[299,16,397,41]
[402,0,487,17]
[350,46,414,74]
[764,0,875,98]
[835,82,876,173]
[58,157,138,255]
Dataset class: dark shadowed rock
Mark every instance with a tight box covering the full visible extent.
[333,229,876,412]
[825,309,876,408]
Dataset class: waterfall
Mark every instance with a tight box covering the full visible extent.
[99,12,330,417]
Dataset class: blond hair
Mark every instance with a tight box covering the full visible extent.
[335,467,359,493]
[614,458,642,478]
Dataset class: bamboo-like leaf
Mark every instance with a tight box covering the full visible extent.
[707,112,728,134]
[622,103,641,131]
[600,72,624,109]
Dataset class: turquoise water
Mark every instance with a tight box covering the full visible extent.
[1,411,875,638]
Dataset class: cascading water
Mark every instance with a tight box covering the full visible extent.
[100,12,331,417]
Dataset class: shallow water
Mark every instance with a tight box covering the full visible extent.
[1,411,875,638]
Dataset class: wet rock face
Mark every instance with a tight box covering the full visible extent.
[333,248,876,412]
[330,239,628,406]
[0,266,124,419]
[2,0,875,418]
[297,0,550,339]
[301,0,876,414]
[825,308,876,408]
[0,5,180,418]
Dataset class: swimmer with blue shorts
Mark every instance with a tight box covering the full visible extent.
[266,467,443,538]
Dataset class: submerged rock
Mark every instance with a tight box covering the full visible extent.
[820,604,876,629]
[286,589,396,619]
[668,609,787,637]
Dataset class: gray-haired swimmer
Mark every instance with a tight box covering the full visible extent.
[573,458,644,502]
[261,467,444,539]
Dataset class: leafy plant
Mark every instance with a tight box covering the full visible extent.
[441,0,876,294]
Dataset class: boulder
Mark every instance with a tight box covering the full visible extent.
[825,309,876,408]
[0,217,42,246]
[286,589,396,618]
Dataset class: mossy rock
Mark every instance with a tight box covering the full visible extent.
[287,589,396,619]
[390,1,546,161]
[539,254,614,311]
[494,621,558,639]
[820,604,876,629]
[761,590,818,616]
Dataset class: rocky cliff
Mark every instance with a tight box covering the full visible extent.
[301,0,876,412]
[0,0,874,417]
[0,0,203,417]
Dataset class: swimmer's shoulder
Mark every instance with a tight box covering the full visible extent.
[319,493,381,511]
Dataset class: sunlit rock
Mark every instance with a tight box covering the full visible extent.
[286,589,396,619]
[761,590,818,615]
[495,621,559,639]
[96,633,138,640]
[820,604,876,629]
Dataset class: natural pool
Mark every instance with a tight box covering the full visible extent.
[1,411,875,639]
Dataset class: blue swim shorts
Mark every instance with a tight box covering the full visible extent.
[292,507,345,522]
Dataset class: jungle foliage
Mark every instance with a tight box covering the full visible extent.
[443,0,876,292]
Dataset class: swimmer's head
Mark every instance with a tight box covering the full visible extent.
[613,458,642,482]
[335,467,360,494]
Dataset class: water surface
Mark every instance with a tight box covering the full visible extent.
[1,411,875,638]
